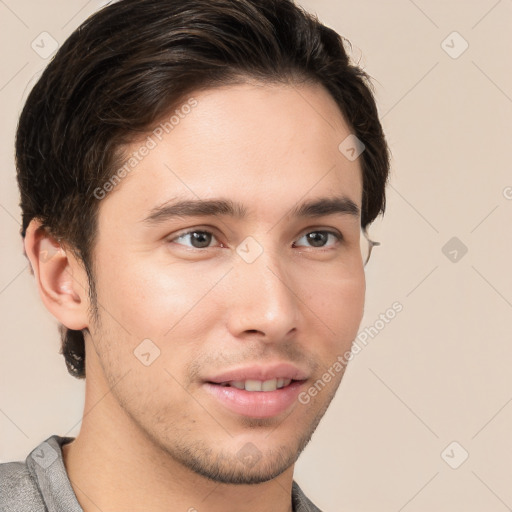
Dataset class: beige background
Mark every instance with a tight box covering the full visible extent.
[1,0,511,510]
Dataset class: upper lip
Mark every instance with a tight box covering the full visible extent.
[205,363,309,384]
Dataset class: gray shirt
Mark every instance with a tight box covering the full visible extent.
[0,435,322,511]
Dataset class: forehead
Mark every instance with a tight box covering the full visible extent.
[98,81,363,229]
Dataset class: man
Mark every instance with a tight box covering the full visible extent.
[1,0,389,510]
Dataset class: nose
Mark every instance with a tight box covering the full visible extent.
[225,243,300,343]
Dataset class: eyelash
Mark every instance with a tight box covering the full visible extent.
[168,228,343,251]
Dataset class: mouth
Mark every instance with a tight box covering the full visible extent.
[215,378,294,392]
[203,365,308,419]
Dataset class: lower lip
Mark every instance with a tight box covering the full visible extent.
[203,381,304,419]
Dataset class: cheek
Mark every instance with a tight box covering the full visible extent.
[308,271,365,353]
[94,255,225,342]
[336,274,365,326]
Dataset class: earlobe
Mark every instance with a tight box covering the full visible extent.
[24,219,89,330]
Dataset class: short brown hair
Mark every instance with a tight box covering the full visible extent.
[16,0,390,379]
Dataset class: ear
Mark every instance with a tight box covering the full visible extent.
[24,219,89,331]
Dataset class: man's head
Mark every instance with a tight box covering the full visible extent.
[17,0,389,485]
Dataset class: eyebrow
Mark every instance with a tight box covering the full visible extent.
[142,196,360,224]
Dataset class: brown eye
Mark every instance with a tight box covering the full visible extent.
[294,230,342,249]
[172,230,217,249]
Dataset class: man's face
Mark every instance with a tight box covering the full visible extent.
[86,81,365,484]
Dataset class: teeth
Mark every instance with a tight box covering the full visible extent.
[221,378,293,391]
[245,379,262,391]
[262,378,277,391]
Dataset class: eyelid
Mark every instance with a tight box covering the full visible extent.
[297,226,343,239]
